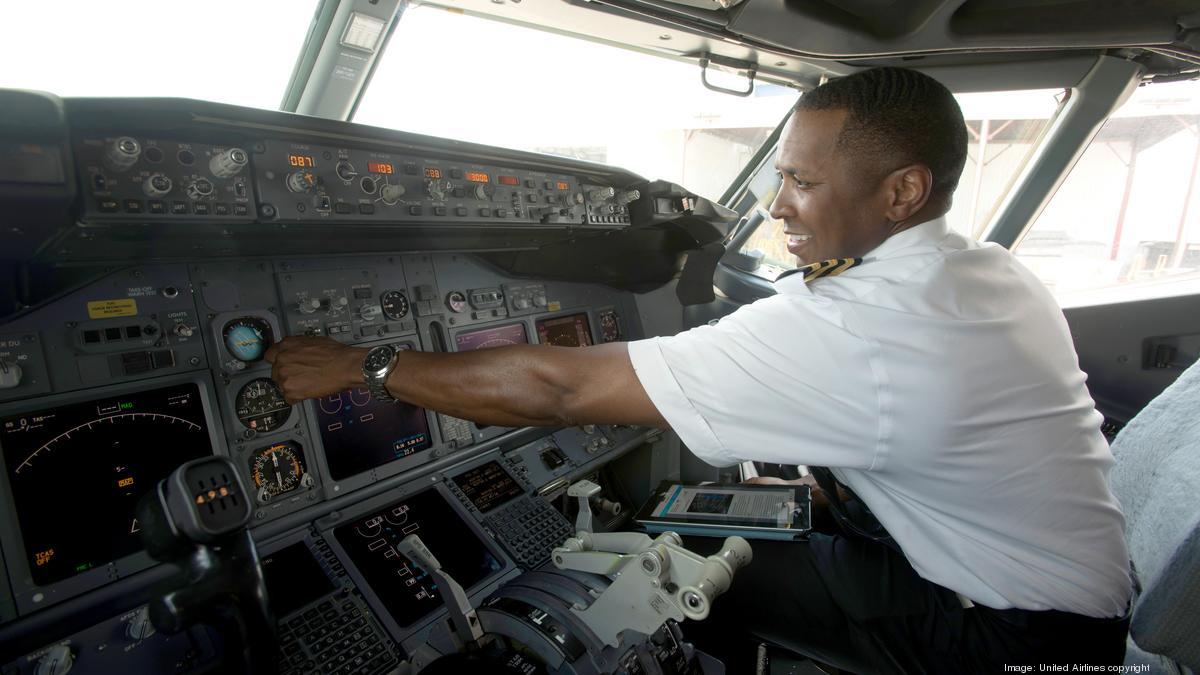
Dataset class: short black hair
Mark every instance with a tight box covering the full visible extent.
[795,67,968,206]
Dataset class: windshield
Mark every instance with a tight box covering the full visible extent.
[0,0,318,110]
[355,5,797,201]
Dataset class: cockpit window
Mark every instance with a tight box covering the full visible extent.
[0,0,319,110]
[1013,78,1200,306]
[353,5,798,201]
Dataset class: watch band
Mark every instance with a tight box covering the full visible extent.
[363,345,398,403]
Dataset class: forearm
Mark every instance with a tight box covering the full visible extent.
[381,345,578,427]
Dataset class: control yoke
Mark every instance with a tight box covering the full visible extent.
[136,456,277,675]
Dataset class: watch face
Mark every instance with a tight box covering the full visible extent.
[364,345,396,373]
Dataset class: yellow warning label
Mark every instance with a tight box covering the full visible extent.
[86,298,138,319]
[547,301,562,312]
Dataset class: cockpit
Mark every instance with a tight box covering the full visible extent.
[1,1,1198,674]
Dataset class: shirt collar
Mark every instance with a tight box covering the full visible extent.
[773,216,949,292]
[861,216,949,262]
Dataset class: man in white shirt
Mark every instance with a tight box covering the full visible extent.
[267,67,1132,672]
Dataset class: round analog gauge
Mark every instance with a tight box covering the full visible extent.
[235,378,292,433]
[380,290,410,321]
[249,441,305,499]
[446,290,468,313]
[223,317,274,363]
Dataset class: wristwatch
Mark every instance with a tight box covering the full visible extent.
[362,344,398,403]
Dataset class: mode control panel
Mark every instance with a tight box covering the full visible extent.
[77,136,254,220]
[254,140,598,225]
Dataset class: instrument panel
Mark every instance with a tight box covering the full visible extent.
[0,93,723,674]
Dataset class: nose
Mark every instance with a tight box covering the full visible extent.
[768,181,791,221]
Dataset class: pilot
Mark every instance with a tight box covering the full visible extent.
[266,67,1132,673]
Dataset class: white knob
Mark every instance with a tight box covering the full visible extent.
[143,173,173,197]
[588,187,615,203]
[104,136,140,172]
[0,360,21,389]
[209,147,248,178]
[298,298,321,315]
[125,606,157,641]
[35,644,73,675]
[533,294,547,307]
[380,183,405,203]
[514,298,531,310]
[173,324,194,338]
[359,305,380,321]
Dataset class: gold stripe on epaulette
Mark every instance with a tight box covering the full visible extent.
[799,257,863,281]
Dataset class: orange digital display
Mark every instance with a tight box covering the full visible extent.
[369,162,394,174]
[498,175,519,186]
[424,167,443,179]
[556,181,570,191]
[288,154,316,168]
[465,171,490,183]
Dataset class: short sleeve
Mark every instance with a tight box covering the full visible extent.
[626,293,883,470]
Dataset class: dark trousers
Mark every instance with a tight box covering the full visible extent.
[682,517,1130,675]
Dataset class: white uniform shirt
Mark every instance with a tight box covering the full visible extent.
[627,217,1132,618]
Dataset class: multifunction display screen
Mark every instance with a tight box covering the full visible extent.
[454,323,528,351]
[535,313,593,348]
[315,387,432,482]
[333,488,502,628]
[0,383,214,586]
[452,461,522,514]
[261,541,336,618]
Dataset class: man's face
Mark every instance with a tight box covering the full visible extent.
[769,109,894,266]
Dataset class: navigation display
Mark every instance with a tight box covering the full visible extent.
[0,383,213,586]
[261,541,336,618]
[333,488,502,628]
[315,387,432,482]
[452,461,522,514]
[454,323,528,351]
[536,313,593,347]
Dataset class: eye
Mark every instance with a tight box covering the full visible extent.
[776,171,812,189]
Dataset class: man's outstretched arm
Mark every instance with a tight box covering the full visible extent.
[264,336,668,429]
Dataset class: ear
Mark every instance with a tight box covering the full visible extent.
[882,164,933,223]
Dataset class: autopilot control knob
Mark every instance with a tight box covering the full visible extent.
[298,298,322,315]
[472,184,491,201]
[104,136,141,172]
[425,179,449,201]
[588,187,615,204]
[209,147,249,178]
[186,178,214,200]
[143,173,173,197]
[286,170,316,194]
[0,360,22,389]
[335,161,358,182]
[34,644,74,675]
[379,182,405,204]
[125,606,157,641]
[616,189,641,205]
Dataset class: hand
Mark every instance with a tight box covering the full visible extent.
[742,474,826,506]
[264,336,366,404]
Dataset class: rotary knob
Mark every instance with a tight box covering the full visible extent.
[297,298,322,315]
[186,178,214,200]
[104,136,141,172]
[472,184,491,201]
[125,606,157,641]
[379,182,406,204]
[34,644,74,675]
[209,147,248,178]
[514,297,531,310]
[588,187,615,203]
[335,161,358,182]
[359,304,380,321]
[286,171,316,194]
[143,173,173,197]
[0,360,22,389]
[425,179,449,201]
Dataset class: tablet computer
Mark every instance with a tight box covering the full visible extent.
[634,481,811,540]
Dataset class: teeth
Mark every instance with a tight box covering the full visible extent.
[788,234,812,244]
